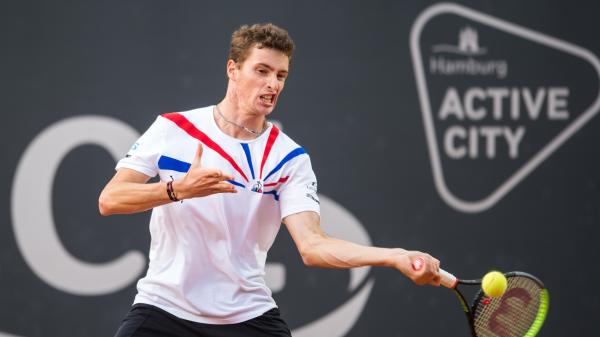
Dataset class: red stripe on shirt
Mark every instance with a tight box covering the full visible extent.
[264,176,289,187]
[161,112,249,182]
[259,126,280,179]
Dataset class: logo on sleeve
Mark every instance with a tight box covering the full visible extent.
[305,182,319,204]
[125,142,140,157]
[411,3,600,213]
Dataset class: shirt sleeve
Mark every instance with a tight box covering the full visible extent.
[278,154,320,219]
[115,116,166,177]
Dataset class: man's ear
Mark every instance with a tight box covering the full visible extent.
[226,59,238,81]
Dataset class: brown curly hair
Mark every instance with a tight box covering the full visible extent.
[228,23,295,65]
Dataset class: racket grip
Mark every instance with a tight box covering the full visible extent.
[439,269,458,288]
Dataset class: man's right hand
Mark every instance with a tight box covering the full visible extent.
[393,250,441,286]
[172,143,237,200]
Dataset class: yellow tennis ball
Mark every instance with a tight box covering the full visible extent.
[481,271,507,298]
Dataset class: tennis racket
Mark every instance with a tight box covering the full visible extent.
[412,258,549,337]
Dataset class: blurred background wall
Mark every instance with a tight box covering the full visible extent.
[1,1,599,336]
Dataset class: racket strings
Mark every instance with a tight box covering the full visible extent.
[472,276,542,337]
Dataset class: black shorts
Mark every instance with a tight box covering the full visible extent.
[113,304,292,337]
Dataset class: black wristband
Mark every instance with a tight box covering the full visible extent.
[166,180,180,202]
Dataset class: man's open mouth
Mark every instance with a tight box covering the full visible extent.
[260,94,274,104]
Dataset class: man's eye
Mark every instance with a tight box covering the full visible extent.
[257,69,267,74]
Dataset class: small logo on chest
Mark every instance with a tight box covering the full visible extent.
[250,179,264,193]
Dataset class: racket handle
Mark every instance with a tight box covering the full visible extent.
[411,257,458,288]
[439,269,458,288]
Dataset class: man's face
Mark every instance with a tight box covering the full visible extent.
[228,46,289,116]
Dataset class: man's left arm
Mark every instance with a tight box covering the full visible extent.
[283,211,441,286]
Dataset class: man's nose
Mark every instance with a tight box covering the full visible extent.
[266,75,279,90]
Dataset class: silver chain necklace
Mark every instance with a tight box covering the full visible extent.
[215,105,267,136]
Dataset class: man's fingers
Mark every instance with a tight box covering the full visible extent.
[207,169,234,181]
[411,257,425,271]
[409,254,443,287]
[192,143,203,168]
[215,181,238,193]
[201,169,234,181]
[219,172,234,181]
[430,274,441,287]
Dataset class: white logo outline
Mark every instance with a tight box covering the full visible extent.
[410,2,600,213]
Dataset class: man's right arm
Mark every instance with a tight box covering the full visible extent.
[99,168,170,215]
[99,144,237,215]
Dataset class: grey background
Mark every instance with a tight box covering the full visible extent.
[1,0,599,336]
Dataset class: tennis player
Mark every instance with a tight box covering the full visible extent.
[99,23,441,337]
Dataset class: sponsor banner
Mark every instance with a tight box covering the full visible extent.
[411,3,600,212]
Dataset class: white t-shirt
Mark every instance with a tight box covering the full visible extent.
[116,106,320,324]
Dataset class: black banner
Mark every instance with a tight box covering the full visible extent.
[1,1,599,336]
